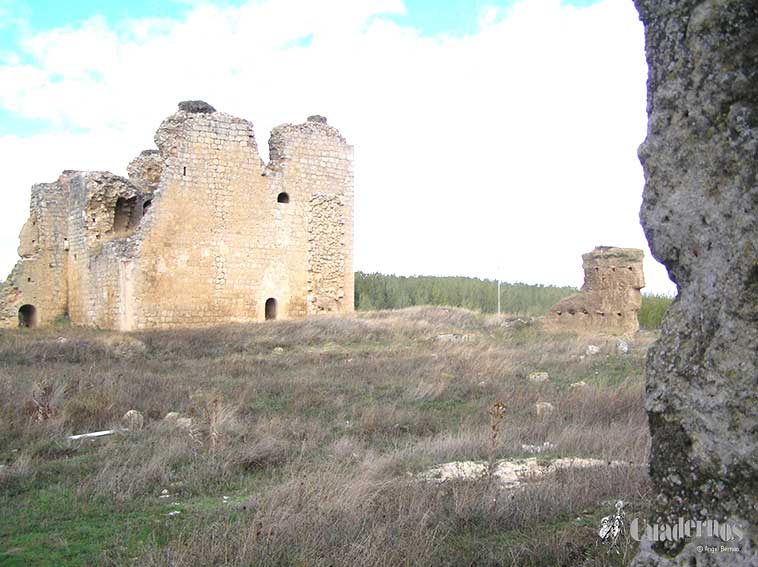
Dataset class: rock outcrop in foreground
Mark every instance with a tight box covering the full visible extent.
[543,246,644,336]
[633,1,757,565]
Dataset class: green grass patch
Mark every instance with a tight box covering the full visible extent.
[0,486,178,566]
[639,294,673,330]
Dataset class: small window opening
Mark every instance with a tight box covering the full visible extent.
[183,166,187,176]
[143,199,152,214]
[277,192,290,204]
[18,304,37,328]
[27,277,31,282]
[265,298,278,320]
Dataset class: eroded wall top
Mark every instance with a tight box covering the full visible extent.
[543,246,645,336]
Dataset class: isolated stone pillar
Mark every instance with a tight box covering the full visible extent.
[633,1,757,565]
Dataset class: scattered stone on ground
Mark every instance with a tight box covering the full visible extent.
[521,442,556,454]
[419,457,630,489]
[616,339,629,354]
[273,347,285,353]
[434,333,474,343]
[527,371,550,383]
[569,381,589,391]
[121,409,144,431]
[534,402,555,417]
[586,345,600,356]
[498,317,535,329]
[163,412,192,430]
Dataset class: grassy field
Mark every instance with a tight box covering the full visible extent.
[0,307,654,566]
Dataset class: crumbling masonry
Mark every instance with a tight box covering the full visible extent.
[543,246,645,336]
[0,101,354,330]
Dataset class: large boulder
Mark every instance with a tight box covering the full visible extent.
[633,1,757,565]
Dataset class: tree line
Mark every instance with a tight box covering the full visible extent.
[354,272,672,329]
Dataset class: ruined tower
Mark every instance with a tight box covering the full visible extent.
[543,246,645,336]
[0,101,354,330]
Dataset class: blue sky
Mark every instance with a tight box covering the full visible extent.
[0,0,674,294]
[0,0,604,137]
[1,0,605,46]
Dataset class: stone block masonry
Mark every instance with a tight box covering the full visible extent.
[543,246,645,336]
[0,102,354,330]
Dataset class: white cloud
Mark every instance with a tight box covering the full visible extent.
[0,0,677,295]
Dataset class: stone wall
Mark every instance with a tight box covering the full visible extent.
[543,246,644,336]
[632,1,757,565]
[0,176,72,326]
[0,102,354,330]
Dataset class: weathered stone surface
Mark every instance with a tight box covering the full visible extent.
[534,401,555,417]
[419,457,632,489]
[632,1,758,565]
[127,150,163,193]
[0,104,354,329]
[307,115,327,124]
[163,412,180,424]
[122,409,144,431]
[543,246,645,336]
[527,371,550,383]
[177,100,216,114]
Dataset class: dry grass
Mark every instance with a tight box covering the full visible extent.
[0,307,654,566]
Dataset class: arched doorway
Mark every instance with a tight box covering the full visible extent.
[265,298,277,320]
[18,304,37,328]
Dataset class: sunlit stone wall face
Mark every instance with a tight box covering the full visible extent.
[0,103,354,330]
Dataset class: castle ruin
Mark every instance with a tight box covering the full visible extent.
[0,101,354,330]
[543,246,645,336]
